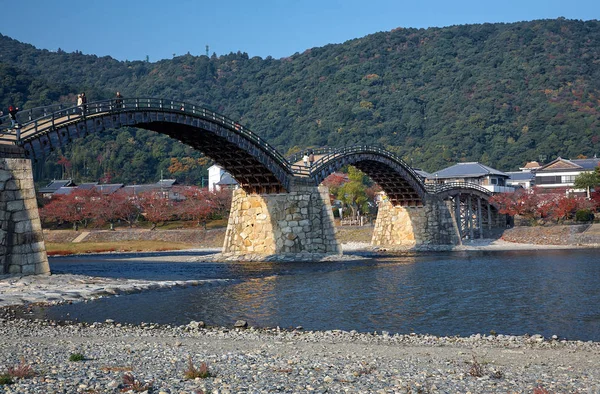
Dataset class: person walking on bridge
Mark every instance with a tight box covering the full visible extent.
[77,92,87,115]
[77,94,83,114]
[8,105,19,128]
[115,91,123,108]
[303,152,310,167]
[309,150,315,167]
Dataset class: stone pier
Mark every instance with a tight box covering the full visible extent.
[0,145,50,275]
[372,197,461,248]
[223,185,340,256]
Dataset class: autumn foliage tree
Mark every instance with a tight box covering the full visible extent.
[174,186,214,228]
[137,191,174,230]
[491,187,594,224]
[39,188,98,230]
[93,190,139,230]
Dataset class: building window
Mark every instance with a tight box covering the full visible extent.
[491,178,497,185]
[536,176,561,184]
[562,175,576,184]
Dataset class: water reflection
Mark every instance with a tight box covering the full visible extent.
[33,250,600,340]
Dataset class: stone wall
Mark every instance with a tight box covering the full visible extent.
[372,196,460,247]
[223,185,340,255]
[0,145,50,275]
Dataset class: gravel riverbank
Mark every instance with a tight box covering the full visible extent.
[0,316,599,393]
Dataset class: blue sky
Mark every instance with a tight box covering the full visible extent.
[2,0,598,62]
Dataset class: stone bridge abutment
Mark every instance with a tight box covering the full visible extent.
[223,184,340,256]
[1,145,49,275]
[372,196,461,248]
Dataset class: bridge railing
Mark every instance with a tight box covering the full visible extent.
[310,145,426,186]
[4,98,296,173]
[424,181,493,196]
[286,147,336,164]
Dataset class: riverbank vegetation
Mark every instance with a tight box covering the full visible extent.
[490,187,599,224]
[45,240,198,256]
[39,186,231,231]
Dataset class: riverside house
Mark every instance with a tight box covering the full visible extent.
[534,157,600,194]
[429,162,514,193]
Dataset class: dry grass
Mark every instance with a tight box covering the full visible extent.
[6,358,35,379]
[46,240,197,255]
[335,226,374,244]
[183,357,213,380]
[120,372,153,392]
[468,355,485,378]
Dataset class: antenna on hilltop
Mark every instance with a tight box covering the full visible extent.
[206,45,209,57]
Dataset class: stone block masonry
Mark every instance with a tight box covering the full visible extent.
[372,196,461,247]
[0,145,50,275]
[223,185,341,255]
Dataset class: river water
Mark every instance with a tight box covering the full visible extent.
[36,249,600,341]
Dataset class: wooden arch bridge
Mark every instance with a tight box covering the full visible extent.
[0,98,507,275]
[1,98,493,206]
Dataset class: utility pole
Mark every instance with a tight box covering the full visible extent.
[206,45,209,57]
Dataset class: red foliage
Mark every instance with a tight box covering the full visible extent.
[175,186,215,227]
[138,191,174,228]
[210,188,233,216]
[93,190,139,228]
[39,188,98,230]
[491,187,594,223]
[322,173,348,189]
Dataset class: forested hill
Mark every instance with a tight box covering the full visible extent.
[1,18,600,185]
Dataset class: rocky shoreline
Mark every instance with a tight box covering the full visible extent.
[0,314,598,393]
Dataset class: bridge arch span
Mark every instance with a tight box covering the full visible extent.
[8,98,293,194]
[310,146,428,207]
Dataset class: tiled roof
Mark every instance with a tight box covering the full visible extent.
[538,157,600,172]
[78,182,98,190]
[217,173,238,186]
[53,187,75,195]
[506,172,535,181]
[156,179,177,187]
[432,162,508,179]
[413,168,431,180]
[38,179,74,193]
[94,184,124,194]
[121,185,159,195]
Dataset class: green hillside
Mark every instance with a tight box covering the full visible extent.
[1,18,599,184]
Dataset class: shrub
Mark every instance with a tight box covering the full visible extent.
[183,357,212,380]
[468,356,484,378]
[7,359,35,379]
[69,353,85,362]
[575,209,594,222]
[121,372,153,392]
[0,374,13,385]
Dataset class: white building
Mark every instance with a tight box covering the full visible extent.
[208,164,238,192]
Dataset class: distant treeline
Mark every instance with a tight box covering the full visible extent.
[1,17,600,185]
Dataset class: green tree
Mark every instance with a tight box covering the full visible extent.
[336,166,369,219]
[574,170,600,198]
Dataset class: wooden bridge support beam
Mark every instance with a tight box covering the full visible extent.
[477,197,483,239]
